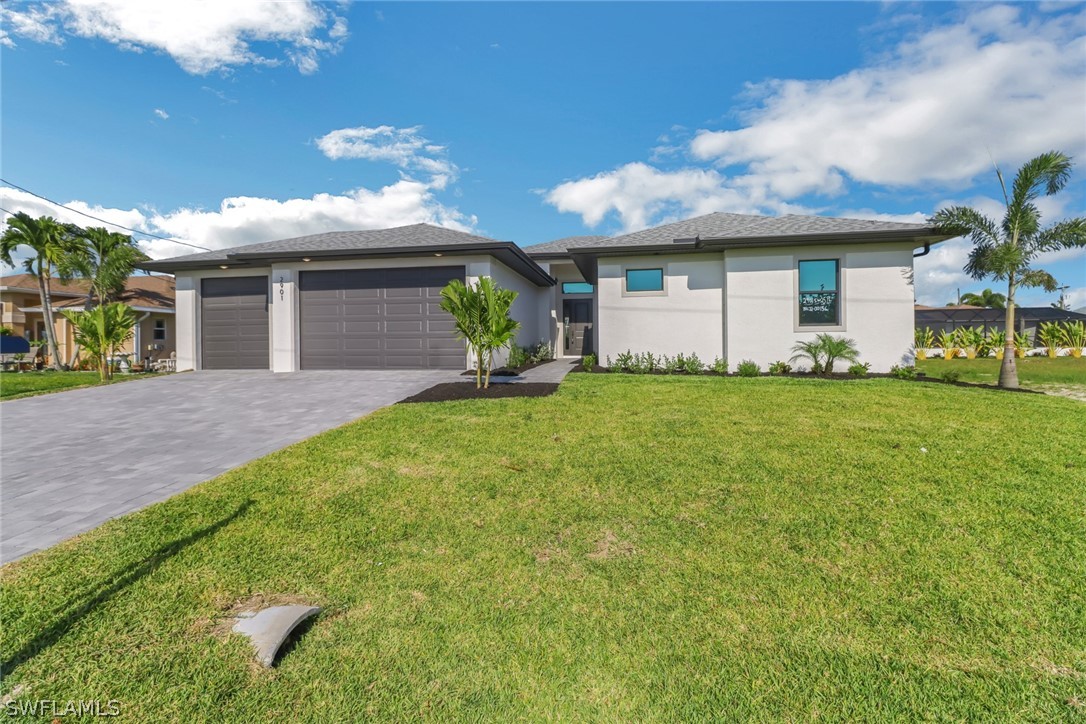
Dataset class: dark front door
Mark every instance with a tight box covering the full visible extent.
[298,266,465,370]
[562,298,593,357]
[200,276,270,370]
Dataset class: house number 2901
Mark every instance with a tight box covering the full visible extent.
[278,275,285,302]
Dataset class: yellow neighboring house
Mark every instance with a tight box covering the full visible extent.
[0,273,176,367]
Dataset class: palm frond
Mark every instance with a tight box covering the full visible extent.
[929,206,1001,247]
[1017,268,1059,291]
[1010,151,1073,208]
[1032,217,1086,253]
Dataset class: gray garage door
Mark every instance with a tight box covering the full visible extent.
[200,276,270,370]
[299,267,465,370]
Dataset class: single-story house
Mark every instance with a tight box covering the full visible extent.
[140,213,951,373]
[0,273,176,366]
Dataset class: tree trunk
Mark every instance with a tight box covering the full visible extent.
[484,350,493,389]
[68,291,95,367]
[34,260,64,371]
[998,279,1019,389]
[475,347,483,389]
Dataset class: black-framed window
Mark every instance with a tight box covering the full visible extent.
[153,318,167,341]
[562,281,594,294]
[625,268,664,293]
[798,259,840,325]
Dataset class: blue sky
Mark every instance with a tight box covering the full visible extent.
[1,1,1084,307]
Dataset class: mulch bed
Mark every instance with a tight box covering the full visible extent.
[569,369,1042,394]
[459,361,549,378]
[400,382,559,404]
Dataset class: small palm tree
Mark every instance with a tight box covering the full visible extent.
[63,226,147,365]
[62,303,137,381]
[958,288,1006,309]
[790,333,860,374]
[440,277,521,388]
[930,151,1086,388]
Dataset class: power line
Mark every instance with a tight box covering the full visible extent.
[0,179,212,251]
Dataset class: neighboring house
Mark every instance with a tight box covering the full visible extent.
[141,213,951,373]
[915,304,1086,344]
[0,273,176,366]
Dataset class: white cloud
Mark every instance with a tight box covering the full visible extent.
[153,108,169,120]
[315,125,458,189]
[690,5,1086,201]
[543,162,815,232]
[1,182,475,262]
[0,0,348,75]
[1065,287,1086,311]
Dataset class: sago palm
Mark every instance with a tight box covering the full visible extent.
[0,213,81,369]
[929,151,1086,388]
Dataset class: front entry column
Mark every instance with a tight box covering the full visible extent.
[270,266,298,372]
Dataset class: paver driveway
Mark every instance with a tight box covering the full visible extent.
[1,370,458,563]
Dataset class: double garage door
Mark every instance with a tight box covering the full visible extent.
[200,268,465,370]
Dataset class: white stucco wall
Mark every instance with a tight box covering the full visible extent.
[484,257,548,366]
[596,254,725,363]
[172,255,549,372]
[725,243,916,372]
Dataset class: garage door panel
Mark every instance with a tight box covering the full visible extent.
[299,266,465,369]
[201,276,269,370]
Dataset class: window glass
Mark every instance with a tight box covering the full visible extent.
[562,282,594,294]
[153,319,167,341]
[625,268,664,293]
[798,259,840,325]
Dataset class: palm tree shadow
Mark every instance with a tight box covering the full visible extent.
[1,499,253,680]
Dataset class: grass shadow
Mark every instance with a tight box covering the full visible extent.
[1,499,253,680]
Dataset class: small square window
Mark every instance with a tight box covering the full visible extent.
[798,259,840,326]
[561,282,594,294]
[625,268,664,293]
[153,319,167,341]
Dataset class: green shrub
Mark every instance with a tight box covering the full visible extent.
[736,360,761,377]
[790,333,860,374]
[682,353,705,375]
[507,344,529,369]
[582,353,596,371]
[526,340,554,364]
[889,364,918,380]
[940,369,962,383]
[847,362,871,377]
[1039,322,1064,357]
[710,357,728,374]
[613,351,633,372]
[767,360,792,375]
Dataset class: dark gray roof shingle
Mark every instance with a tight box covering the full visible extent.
[523,235,609,255]
[149,223,506,265]
[592,212,932,249]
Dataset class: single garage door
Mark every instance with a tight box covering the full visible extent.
[201,276,270,370]
[299,266,465,370]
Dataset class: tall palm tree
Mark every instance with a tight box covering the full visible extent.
[64,226,147,365]
[0,213,80,370]
[958,288,1006,309]
[930,151,1086,388]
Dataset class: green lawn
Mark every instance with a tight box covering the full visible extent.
[916,356,1086,385]
[2,376,1084,720]
[0,370,159,400]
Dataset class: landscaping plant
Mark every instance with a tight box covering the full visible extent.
[1061,320,1085,358]
[936,329,959,360]
[736,359,761,377]
[506,343,529,369]
[914,327,934,360]
[710,357,729,374]
[61,302,137,382]
[582,353,596,371]
[940,369,962,383]
[930,150,1086,388]
[439,277,521,388]
[986,329,1007,359]
[768,360,792,375]
[1014,330,1033,358]
[789,333,861,374]
[682,353,705,375]
[958,326,985,360]
[1038,321,1065,359]
[889,364,918,380]
[848,362,871,377]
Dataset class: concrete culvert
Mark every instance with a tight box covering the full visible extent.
[232,605,321,667]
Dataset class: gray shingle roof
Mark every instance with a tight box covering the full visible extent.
[523,235,610,256]
[148,224,507,266]
[591,212,933,250]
